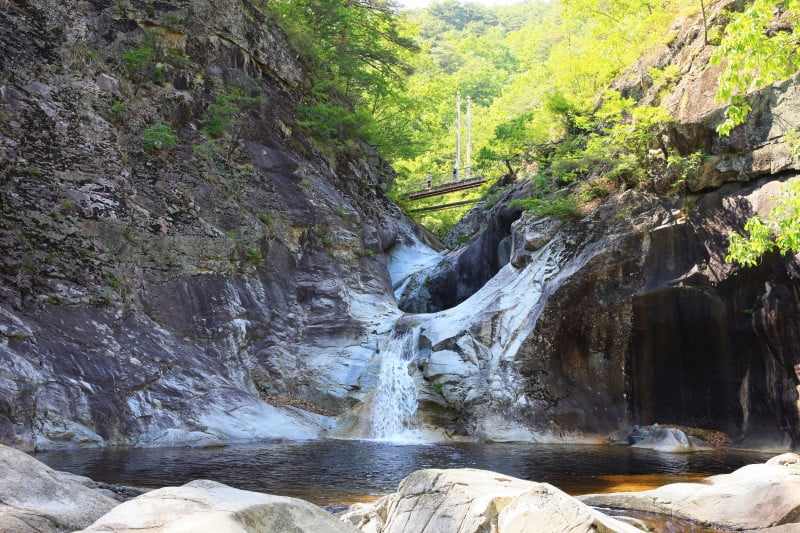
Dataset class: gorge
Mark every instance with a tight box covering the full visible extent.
[1,0,800,530]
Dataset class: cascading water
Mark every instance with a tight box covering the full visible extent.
[369,323,423,441]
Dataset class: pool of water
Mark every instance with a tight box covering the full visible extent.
[35,440,773,507]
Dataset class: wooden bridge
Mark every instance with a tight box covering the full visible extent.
[401,172,486,201]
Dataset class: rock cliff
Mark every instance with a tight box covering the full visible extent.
[396,0,800,447]
[0,0,427,449]
[1,0,799,451]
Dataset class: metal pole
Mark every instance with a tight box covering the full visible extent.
[466,96,472,181]
[455,93,461,183]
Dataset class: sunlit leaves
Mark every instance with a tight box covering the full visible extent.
[726,180,800,266]
[711,0,799,135]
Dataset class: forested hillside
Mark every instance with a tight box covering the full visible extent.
[388,0,697,234]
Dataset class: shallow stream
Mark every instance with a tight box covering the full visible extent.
[36,440,772,508]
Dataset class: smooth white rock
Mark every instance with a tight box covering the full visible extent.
[80,479,358,533]
[341,468,640,533]
[580,453,800,530]
[0,444,117,532]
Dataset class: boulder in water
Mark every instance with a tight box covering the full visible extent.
[79,479,358,533]
[629,424,713,453]
[580,453,800,530]
[0,444,118,532]
[341,468,641,533]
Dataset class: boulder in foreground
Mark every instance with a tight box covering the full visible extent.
[580,453,800,531]
[0,444,118,532]
[79,479,359,533]
[341,468,641,533]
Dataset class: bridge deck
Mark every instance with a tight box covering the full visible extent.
[404,177,486,200]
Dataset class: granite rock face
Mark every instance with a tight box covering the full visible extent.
[0,0,424,449]
[390,0,800,446]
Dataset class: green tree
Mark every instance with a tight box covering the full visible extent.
[141,124,178,151]
[202,87,267,161]
[267,0,418,145]
[715,0,800,266]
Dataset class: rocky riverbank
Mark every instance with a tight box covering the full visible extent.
[2,443,799,532]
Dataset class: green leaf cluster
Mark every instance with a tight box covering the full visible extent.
[510,195,583,221]
[711,0,800,135]
[727,180,800,267]
[141,124,178,151]
[266,0,418,155]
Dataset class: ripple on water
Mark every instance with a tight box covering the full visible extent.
[35,441,773,507]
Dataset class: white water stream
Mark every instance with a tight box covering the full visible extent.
[368,323,423,442]
[364,229,596,443]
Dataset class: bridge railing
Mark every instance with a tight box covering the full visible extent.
[398,169,482,197]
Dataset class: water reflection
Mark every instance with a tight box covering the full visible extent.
[35,441,771,506]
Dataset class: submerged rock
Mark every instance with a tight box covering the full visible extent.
[80,480,358,533]
[0,444,118,532]
[341,468,641,533]
[580,453,800,531]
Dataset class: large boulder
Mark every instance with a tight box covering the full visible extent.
[0,444,118,532]
[629,424,713,453]
[79,479,358,533]
[341,468,641,533]
[580,453,800,530]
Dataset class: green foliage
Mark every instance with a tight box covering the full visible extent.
[786,127,800,158]
[141,124,178,151]
[667,150,706,188]
[391,0,689,234]
[510,194,583,221]
[244,246,264,266]
[201,87,266,161]
[121,30,191,91]
[267,0,418,151]
[122,45,155,75]
[258,211,275,229]
[159,13,183,31]
[334,204,348,219]
[711,0,800,135]
[105,272,121,289]
[107,100,125,123]
[726,180,800,266]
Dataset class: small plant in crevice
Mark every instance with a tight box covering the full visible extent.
[107,100,125,123]
[244,245,264,267]
[141,124,178,151]
[334,204,348,219]
[433,382,443,395]
[105,272,121,290]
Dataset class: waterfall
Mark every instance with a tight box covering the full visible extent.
[369,324,422,442]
